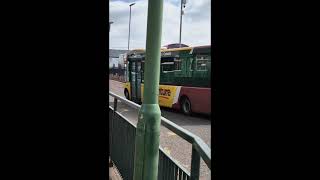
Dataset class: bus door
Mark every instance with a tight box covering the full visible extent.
[136,61,142,102]
[185,55,193,78]
[129,58,142,103]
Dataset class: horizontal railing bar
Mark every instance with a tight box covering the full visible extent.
[109,92,141,110]
[115,110,137,128]
[109,92,196,143]
[160,117,211,169]
[160,116,195,143]
[109,91,211,169]
[193,137,211,170]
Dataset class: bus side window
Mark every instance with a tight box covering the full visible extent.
[141,61,144,82]
[161,61,174,72]
[196,55,209,71]
[190,58,195,71]
[174,58,182,71]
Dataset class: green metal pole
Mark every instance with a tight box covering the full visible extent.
[133,0,163,180]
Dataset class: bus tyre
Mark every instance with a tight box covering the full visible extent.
[181,97,192,115]
[124,89,129,100]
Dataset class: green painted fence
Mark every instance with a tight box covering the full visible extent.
[109,92,211,180]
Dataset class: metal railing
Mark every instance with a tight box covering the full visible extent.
[109,91,211,180]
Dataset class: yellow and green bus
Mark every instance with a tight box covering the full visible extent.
[123,45,211,115]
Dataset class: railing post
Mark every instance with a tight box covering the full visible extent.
[190,145,201,180]
[113,97,118,112]
[133,0,164,180]
[110,97,117,160]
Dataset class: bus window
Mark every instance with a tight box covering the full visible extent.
[141,61,144,82]
[124,63,128,82]
[196,55,209,71]
[161,62,174,73]
[174,58,182,71]
[126,62,130,81]
[190,58,195,71]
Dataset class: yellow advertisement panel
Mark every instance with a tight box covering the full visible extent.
[141,84,178,108]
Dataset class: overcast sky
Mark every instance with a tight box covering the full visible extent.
[110,0,211,50]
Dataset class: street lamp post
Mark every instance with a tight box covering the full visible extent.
[128,3,135,51]
[179,0,187,47]
[133,0,164,180]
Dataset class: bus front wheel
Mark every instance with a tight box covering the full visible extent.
[180,96,192,115]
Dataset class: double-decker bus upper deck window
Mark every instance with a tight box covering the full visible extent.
[174,58,182,71]
[196,55,209,71]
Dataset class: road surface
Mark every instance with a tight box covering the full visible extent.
[109,80,211,179]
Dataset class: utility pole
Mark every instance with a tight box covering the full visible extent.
[128,3,135,51]
[179,0,187,47]
[133,0,163,180]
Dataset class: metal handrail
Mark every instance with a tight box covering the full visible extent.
[109,91,211,170]
[109,106,192,178]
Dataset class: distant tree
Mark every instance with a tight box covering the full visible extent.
[118,63,122,69]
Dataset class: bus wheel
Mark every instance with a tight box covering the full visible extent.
[181,97,192,115]
[124,89,129,100]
